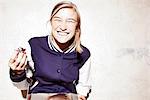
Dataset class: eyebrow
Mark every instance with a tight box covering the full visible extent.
[53,16,77,22]
[53,16,61,19]
[67,18,77,22]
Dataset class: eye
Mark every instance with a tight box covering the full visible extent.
[53,18,62,22]
[66,19,77,23]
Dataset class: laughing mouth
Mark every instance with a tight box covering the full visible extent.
[57,31,70,35]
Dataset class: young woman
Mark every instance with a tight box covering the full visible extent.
[9,1,91,100]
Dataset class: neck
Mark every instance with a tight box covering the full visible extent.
[53,36,75,51]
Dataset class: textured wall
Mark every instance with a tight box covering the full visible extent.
[0,0,150,100]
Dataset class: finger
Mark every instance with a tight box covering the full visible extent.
[18,47,26,53]
[17,54,27,70]
[8,50,19,69]
[14,52,24,66]
[9,50,19,64]
[9,62,21,70]
[21,58,28,70]
[9,62,17,70]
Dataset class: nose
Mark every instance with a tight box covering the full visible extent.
[60,21,67,31]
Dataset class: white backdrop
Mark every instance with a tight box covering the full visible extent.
[0,0,150,100]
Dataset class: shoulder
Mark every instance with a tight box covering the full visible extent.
[29,36,48,42]
[77,45,91,68]
[77,45,91,64]
[81,45,91,58]
[28,36,48,45]
[28,36,49,51]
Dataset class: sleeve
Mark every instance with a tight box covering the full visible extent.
[76,57,92,97]
[9,40,34,90]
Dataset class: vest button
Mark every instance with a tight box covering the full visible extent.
[57,69,61,73]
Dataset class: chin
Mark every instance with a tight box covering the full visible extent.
[56,38,69,44]
[54,36,70,44]
[58,41,68,44]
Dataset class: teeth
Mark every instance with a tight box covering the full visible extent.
[57,31,69,35]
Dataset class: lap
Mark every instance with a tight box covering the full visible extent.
[30,93,78,100]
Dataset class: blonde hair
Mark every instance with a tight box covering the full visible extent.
[50,1,83,53]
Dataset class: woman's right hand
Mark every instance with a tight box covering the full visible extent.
[8,48,27,74]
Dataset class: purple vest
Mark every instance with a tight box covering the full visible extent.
[28,36,90,94]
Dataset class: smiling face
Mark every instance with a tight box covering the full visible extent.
[51,8,78,44]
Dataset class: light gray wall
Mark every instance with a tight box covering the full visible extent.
[0,0,150,100]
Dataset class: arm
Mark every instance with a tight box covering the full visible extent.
[9,48,29,90]
[76,57,92,100]
[9,42,34,90]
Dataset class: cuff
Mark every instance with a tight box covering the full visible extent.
[10,68,26,82]
[76,84,91,97]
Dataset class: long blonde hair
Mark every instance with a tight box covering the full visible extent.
[50,1,83,53]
